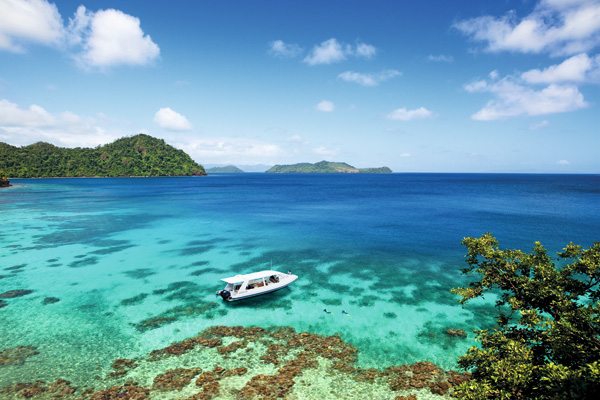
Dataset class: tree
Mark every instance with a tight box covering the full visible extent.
[452,233,600,399]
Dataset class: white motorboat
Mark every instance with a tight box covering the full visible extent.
[216,270,298,301]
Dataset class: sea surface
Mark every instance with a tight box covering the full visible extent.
[1,173,599,395]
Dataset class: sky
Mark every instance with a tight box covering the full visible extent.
[0,0,599,173]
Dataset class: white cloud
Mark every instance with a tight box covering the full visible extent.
[521,53,599,83]
[453,0,600,56]
[176,137,284,164]
[387,107,434,121]
[557,159,570,165]
[303,38,377,65]
[0,99,55,127]
[0,2,159,69]
[338,70,401,86]
[269,40,302,58]
[154,107,192,131]
[400,152,411,157]
[529,120,550,130]
[303,38,346,65]
[466,77,588,120]
[0,98,117,147]
[427,54,454,63]
[355,42,376,59]
[315,100,334,112]
[0,0,64,52]
[72,7,160,68]
[489,70,500,80]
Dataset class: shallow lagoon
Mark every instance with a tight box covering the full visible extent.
[1,174,599,398]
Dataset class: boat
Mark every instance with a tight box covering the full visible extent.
[216,270,298,301]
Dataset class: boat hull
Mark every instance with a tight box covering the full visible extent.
[226,276,297,301]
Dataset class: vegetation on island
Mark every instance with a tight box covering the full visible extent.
[453,233,600,399]
[0,169,9,187]
[206,165,245,173]
[266,160,392,173]
[0,134,206,178]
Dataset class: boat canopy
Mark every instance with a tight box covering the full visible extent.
[221,270,283,284]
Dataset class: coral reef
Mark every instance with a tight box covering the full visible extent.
[0,325,471,399]
[0,346,39,366]
[0,290,33,298]
[42,297,60,305]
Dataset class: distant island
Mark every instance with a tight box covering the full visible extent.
[206,165,245,173]
[266,161,392,174]
[0,134,206,178]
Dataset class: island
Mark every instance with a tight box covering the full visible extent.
[206,165,245,173]
[266,161,392,174]
[0,134,206,178]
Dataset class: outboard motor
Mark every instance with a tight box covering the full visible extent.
[216,289,231,301]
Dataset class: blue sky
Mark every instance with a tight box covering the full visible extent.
[1,0,599,173]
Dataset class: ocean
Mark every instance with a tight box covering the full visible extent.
[1,173,599,398]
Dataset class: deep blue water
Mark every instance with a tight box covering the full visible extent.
[1,173,599,388]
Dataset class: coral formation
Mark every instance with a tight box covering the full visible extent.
[0,346,39,366]
[0,325,471,399]
[0,290,34,298]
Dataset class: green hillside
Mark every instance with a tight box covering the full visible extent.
[266,160,392,173]
[0,134,206,178]
[206,165,245,173]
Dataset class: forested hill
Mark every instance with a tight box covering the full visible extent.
[0,134,206,178]
[266,160,392,173]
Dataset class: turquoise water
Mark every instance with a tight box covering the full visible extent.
[1,174,599,391]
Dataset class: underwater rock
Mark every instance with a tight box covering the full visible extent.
[107,358,139,378]
[0,289,33,298]
[89,382,150,399]
[42,297,60,305]
[0,379,75,399]
[187,381,220,400]
[445,328,467,337]
[216,340,247,355]
[153,367,201,391]
[0,300,6,309]
[0,345,39,366]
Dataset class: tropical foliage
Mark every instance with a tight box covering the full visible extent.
[266,160,392,173]
[206,165,245,173]
[453,233,600,399]
[0,134,206,178]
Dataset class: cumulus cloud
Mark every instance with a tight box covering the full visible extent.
[453,0,600,56]
[355,42,376,59]
[176,137,284,164]
[154,107,192,131]
[71,6,160,69]
[338,70,401,86]
[465,77,588,120]
[521,53,600,83]
[0,98,116,147]
[387,107,434,121]
[0,2,159,69]
[0,0,64,52]
[269,40,302,58]
[557,159,570,165]
[303,38,376,65]
[427,54,454,63]
[0,99,55,127]
[315,100,334,112]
